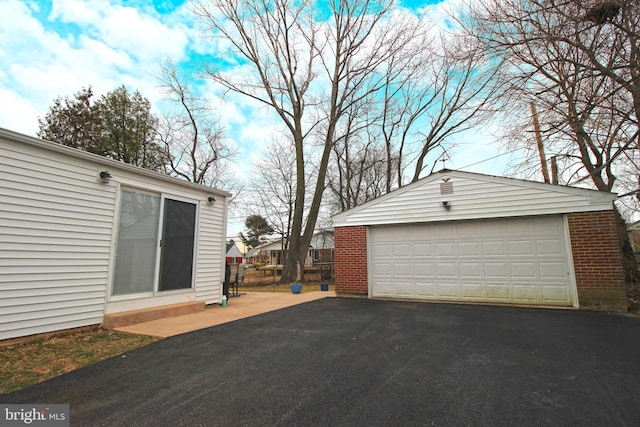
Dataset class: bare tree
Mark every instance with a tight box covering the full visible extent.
[462,0,638,197]
[406,32,506,184]
[325,14,504,210]
[193,0,397,282]
[249,136,300,250]
[327,99,391,211]
[157,59,237,187]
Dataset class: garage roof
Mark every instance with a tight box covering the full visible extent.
[332,170,617,227]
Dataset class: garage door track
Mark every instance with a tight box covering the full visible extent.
[2,299,640,426]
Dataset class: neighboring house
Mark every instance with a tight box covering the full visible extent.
[332,169,627,312]
[245,239,313,266]
[0,128,231,340]
[225,240,244,264]
[310,230,334,265]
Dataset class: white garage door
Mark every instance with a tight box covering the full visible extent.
[369,216,575,306]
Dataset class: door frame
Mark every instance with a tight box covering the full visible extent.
[109,186,200,301]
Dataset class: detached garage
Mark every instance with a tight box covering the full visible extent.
[333,170,627,311]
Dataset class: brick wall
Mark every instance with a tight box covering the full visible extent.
[334,225,368,296]
[567,210,627,311]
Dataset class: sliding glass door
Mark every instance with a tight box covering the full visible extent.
[112,189,197,296]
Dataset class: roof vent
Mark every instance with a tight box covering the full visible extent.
[440,179,453,195]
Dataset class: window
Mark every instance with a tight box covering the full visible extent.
[112,189,197,296]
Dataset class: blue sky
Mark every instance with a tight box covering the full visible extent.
[0,0,512,199]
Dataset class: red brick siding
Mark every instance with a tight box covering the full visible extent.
[334,226,368,296]
[567,211,627,311]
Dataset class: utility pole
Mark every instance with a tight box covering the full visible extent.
[550,155,558,185]
[530,102,550,184]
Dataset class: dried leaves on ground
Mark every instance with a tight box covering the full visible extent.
[0,327,158,394]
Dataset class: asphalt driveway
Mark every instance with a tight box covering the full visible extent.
[2,298,640,426]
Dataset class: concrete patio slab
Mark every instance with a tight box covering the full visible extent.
[114,291,335,338]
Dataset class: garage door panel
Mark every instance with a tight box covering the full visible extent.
[485,263,508,278]
[436,283,460,298]
[414,262,435,277]
[539,262,566,278]
[506,221,530,233]
[435,242,456,256]
[512,284,540,301]
[413,243,433,257]
[393,281,414,297]
[536,239,564,255]
[436,263,458,277]
[483,241,506,256]
[434,223,455,237]
[393,263,413,277]
[459,242,481,256]
[370,243,388,258]
[534,217,564,232]
[372,263,394,277]
[415,282,436,297]
[460,283,485,299]
[508,241,535,256]
[370,216,574,307]
[392,243,412,257]
[542,284,571,302]
[374,279,395,296]
[459,263,483,278]
[485,284,511,300]
[479,221,502,235]
[511,263,536,278]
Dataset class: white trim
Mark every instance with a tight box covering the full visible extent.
[366,226,372,299]
[563,214,580,308]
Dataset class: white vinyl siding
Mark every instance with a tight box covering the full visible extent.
[369,216,576,307]
[1,129,229,340]
[333,170,616,227]
[196,206,226,303]
[1,140,115,340]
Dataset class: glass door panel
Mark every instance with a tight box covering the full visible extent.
[112,189,160,295]
[158,198,197,291]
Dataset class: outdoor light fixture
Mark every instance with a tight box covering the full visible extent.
[442,201,451,210]
[207,196,216,205]
[98,170,112,184]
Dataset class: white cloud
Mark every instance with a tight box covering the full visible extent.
[50,0,101,24]
[0,88,42,136]
[50,0,189,62]
[0,0,194,136]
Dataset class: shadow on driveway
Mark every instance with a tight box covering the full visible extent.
[2,298,640,426]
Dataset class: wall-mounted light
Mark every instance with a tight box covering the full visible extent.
[442,200,451,210]
[207,196,216,205]
[98,170,112,184]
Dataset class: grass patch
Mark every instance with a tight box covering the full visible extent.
[0,327,158,395]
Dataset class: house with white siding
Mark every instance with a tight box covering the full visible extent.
[0,128,231,340]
